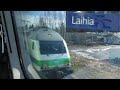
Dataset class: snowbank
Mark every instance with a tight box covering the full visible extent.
[70,45,120,60]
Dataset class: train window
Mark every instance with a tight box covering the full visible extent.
[13,11,120,79]
[13,11,73,79]
[40,41,66,54]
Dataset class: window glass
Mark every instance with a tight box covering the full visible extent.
[13,11,72,79]
[40,41,66,54]
[13,11,120,79]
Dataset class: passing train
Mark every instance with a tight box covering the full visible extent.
[27,28,71,71]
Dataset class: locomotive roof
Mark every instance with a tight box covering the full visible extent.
[27,28,64,41]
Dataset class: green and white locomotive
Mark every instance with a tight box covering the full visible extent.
[27,28,71,71]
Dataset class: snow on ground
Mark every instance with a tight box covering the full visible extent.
[67,45,120,79]
[69,45,120,61]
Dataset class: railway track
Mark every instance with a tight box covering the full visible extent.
[37,67,73,79]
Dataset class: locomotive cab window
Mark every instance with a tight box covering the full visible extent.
[40,41,66,55]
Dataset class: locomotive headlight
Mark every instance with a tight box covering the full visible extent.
[43,64,48,69]
[65,62,69,66]
[41,65,48,69]
[41,67,44,69]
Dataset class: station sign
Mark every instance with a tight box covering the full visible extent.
[66,11,120,32]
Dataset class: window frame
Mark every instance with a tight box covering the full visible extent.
[10,11,40,79]
[0,11,25,79]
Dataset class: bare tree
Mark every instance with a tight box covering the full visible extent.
[52,12,57,29]
[29,24,34,29]
[39,16,47,28]
[59,21,65,39]
[25,24,28,29]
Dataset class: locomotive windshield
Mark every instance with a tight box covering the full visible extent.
[40,41,66,54]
